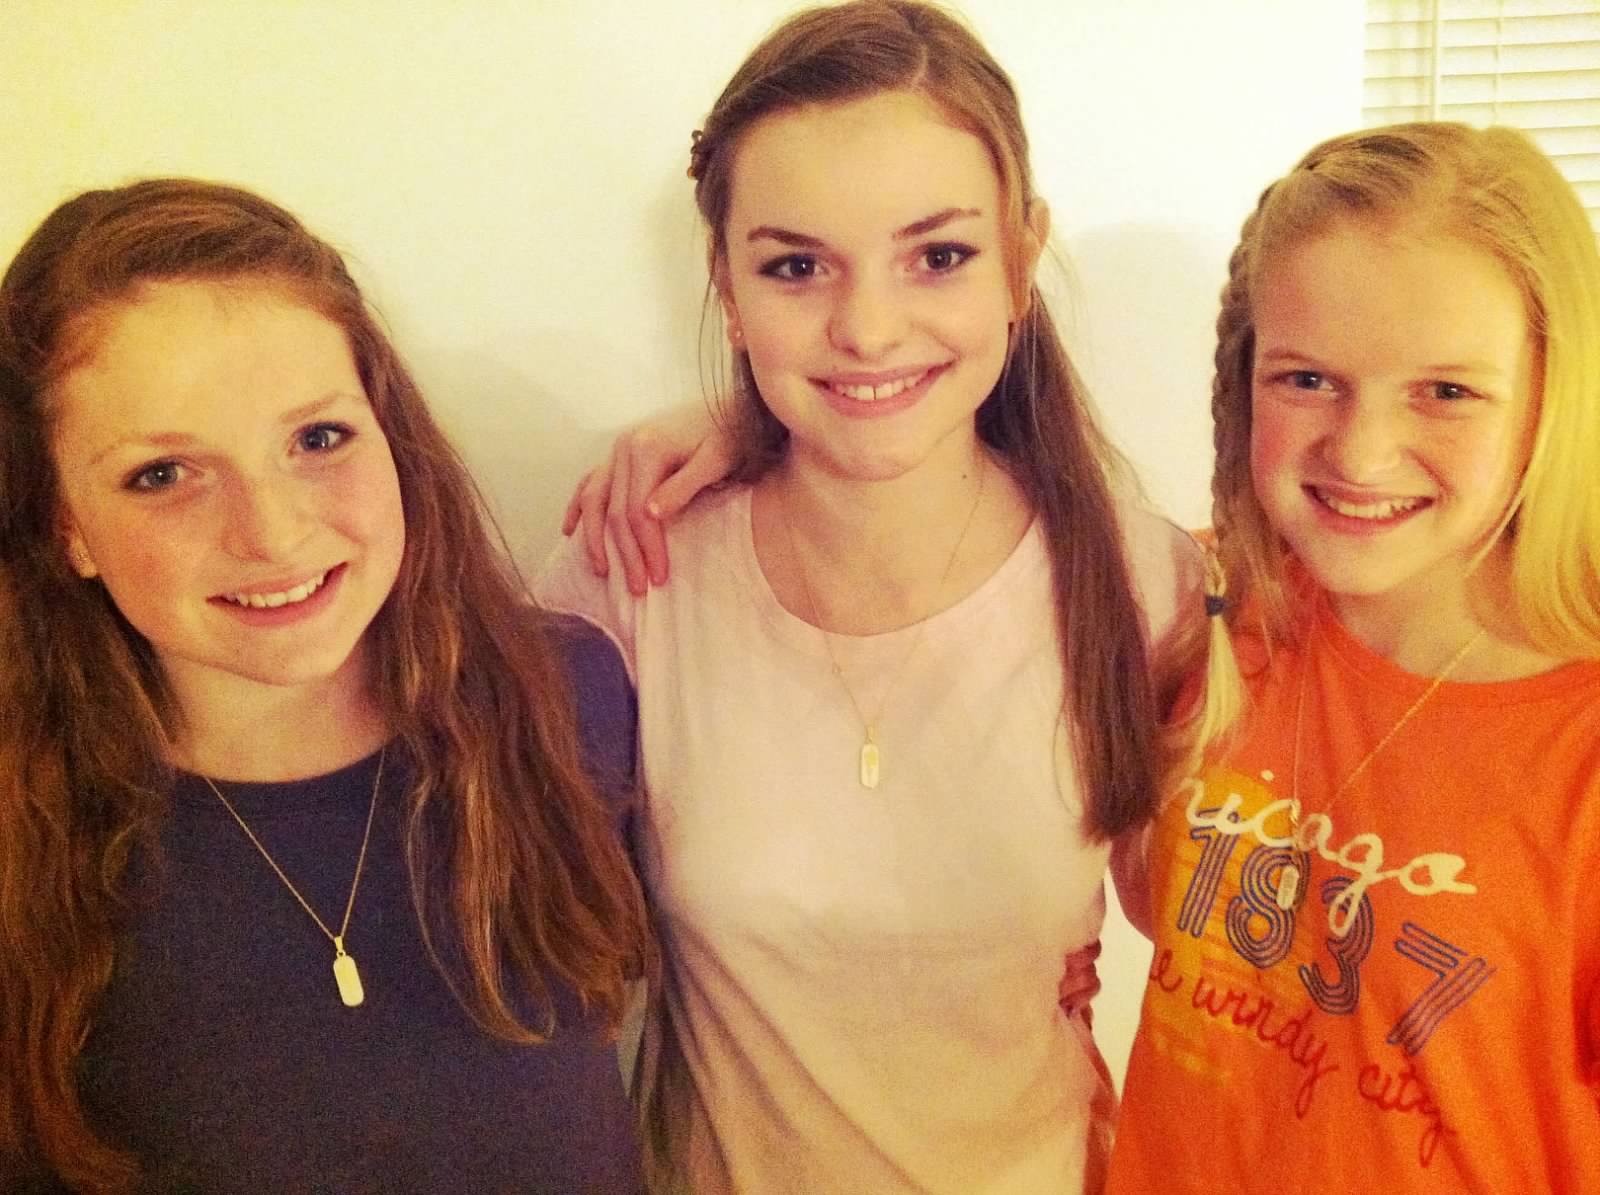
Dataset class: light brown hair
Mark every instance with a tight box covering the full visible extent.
[688,0,1159,840]
[0,179,650,1189]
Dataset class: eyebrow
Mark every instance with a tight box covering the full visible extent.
[1255,347,1507,376]
[745,206,983,247]
[85,391,366,467]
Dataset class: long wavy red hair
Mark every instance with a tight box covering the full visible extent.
[0,180,650,1190]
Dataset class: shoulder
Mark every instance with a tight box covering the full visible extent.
[1115,500,1205,645]
[541,611,637,800]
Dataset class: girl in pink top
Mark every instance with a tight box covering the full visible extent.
[540,3,1195,1191]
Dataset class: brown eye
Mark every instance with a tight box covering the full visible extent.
[920,243,974,273]
[761,255,819,280]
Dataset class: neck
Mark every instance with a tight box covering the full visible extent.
[1328,549,1566,682]
[753,439,1032,635]
[166,648,389,781]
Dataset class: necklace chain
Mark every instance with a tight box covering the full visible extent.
[1281,623,1484,915]
[202,747,386,1006]
[785,459,988,790]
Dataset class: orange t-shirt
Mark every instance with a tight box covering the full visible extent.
[1107,597,1600,1192]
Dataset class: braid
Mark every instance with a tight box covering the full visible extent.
[1211,191,1293,644]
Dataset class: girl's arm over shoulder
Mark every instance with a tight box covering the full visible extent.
[560,402,735,595]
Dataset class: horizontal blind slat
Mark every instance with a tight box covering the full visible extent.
[1365,0,1600,219]
[1369,1,1600,22]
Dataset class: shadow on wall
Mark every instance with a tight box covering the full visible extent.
[407,345,616,576]
[1058,221,1225,529]
[405,163,717,578]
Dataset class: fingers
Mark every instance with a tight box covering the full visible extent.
[646,435,737,523]
[1056,940,1104,1020]
[561,476,585,537]
[562,461,614,579]
[560,403,731,591]
[605,448,651,596]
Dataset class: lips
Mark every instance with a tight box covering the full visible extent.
[216,567,334,609]
[1309,486,1429,522]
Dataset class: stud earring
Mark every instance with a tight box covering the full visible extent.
[67,541,97,578]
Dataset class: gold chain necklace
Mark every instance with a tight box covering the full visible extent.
[1280,624,1484,914]
[784,460,988,791]
[202,747,386,1007]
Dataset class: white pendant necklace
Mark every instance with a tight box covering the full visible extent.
[202,747,386,1007]
[784,461,987,791]
[1284,624,1483,916]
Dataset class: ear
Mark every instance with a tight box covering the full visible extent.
[62,520,99,579]
[1013,199,1052,319]
[711,254,745,350]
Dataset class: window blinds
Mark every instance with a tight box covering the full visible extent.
[1363,0,1600,234]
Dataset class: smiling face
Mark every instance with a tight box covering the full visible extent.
[716,88,1040,485]
[1249,220,1538,635]
[50,279,406,713]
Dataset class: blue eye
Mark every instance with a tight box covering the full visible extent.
[1288,371,1327,391]
[1431,381,1473,402]
[760,255,819,281]
[299,423,350,452]
[127,461,183,491]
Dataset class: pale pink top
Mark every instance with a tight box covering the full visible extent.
[538,486,1196,1194]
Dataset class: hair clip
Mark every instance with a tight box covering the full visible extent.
[1204,594,1227,617]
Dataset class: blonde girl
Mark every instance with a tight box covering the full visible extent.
[538,2,1195,1191]
[0,180,649,1192]
[1107,123,1600,1191]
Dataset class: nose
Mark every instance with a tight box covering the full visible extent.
[219,471,312,561]
[1322,396,1405,483]
[827,271,905,359]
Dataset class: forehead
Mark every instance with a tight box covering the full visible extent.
[52,280,359,441]
[725,89,1003,240]
[1254,221,1529,364]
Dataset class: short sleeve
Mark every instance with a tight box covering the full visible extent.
[1117,504,1205,658]
[534,531,643,681]
[545,612,638,811]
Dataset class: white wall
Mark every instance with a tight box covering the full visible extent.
[4,0,1362,1088]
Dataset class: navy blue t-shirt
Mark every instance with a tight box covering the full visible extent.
[50,619,644,1193]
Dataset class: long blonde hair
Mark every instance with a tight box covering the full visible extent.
[1165,122,1600,787]
[688,0,1160,842]
[0,180,651,1189]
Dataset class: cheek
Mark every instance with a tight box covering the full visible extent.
[337,445,407,556]
[1248,395,1294,496]
[1434,423,1526,499]
[738,293,810,366]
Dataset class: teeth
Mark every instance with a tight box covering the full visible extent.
[832,372,926,402]
[222,570,330,609]
[1316,490,1425,521]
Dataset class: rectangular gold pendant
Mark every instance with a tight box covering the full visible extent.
[859,741,880,790]
[1276,863,1302,912]
[333,951,365,1007]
